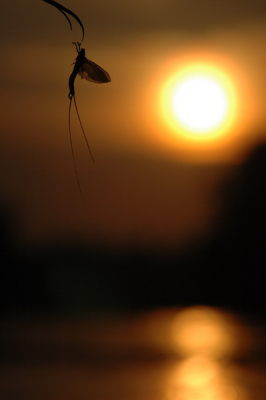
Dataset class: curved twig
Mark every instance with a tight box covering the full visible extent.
[42,0,85,41]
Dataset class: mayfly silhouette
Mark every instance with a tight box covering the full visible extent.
[68,42,111,162]
[42,0,111,202]
[68,41,111,194]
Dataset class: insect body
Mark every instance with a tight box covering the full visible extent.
[69,42,111,98]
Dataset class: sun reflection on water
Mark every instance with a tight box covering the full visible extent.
[164,355,246,400]
[163,306,249,400]
[170,306,238,358]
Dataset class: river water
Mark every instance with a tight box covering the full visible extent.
[1,306,265,399]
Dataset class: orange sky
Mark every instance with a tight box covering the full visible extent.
[1,0,266,249]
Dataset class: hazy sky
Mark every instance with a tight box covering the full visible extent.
[1,0,266,250]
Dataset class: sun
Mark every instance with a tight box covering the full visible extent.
[160,63,237,142]
[173,76,228,132]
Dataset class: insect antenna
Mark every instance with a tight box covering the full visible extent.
[73,41,81,53]
[68,97,85,204]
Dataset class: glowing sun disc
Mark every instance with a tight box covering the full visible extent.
[173,76,228,132]
[161,64,237,142]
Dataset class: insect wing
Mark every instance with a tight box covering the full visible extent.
[78,58,111,83]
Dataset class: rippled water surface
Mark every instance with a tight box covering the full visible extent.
[1,307,265,400]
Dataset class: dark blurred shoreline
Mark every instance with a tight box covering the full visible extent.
[1,142,266,314]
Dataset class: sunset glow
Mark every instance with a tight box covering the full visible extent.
[160,63,238,143]
[172,76,228,132]
[2,0,266,251]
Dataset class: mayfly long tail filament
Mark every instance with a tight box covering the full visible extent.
[73,95,95,162]
[68,97,85,205]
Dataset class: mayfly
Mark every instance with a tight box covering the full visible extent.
[42,0,111,202]
[68,41,111,194]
